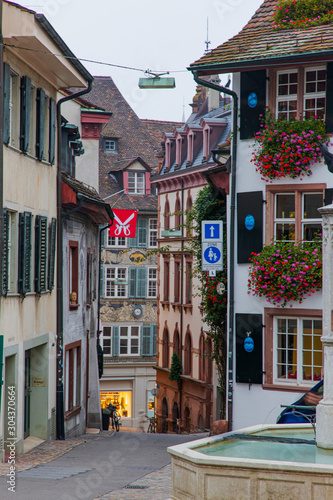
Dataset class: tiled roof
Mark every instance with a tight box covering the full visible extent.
[189,0,333,73]
[108,157,151,172]
[142,119,183,152]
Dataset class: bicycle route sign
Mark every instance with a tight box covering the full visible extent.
[201,220,223,272]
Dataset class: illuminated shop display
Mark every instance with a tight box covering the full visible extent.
[100,391,132,418]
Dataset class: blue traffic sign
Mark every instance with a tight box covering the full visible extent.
[203,246,221,263]
[202,221,222,242]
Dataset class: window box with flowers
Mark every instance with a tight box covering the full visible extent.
[248,238,322,307]
[252,113,325,181]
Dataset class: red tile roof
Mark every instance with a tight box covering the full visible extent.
[189,0,333,74]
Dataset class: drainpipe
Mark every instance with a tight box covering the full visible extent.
[179,178,184,432]
[56,81,93,440]
[97,223,113,350]
[0,0,3,413]
[193,72,238,431]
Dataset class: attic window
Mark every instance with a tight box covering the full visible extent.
[104,139,117,153]
[128,171,145,194]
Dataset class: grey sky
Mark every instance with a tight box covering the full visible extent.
[19,0,263,122]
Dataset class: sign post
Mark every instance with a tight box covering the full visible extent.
[201,221,223,272]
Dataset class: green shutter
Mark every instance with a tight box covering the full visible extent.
[129,268,136,297]
[152,324,157,355]
[137,268,147,298]
[49,98,56,164]
[112,326,120,357]
[2,209,9,296]
[99,265,104,298]
[35,215,47,293]
[18,211,32,295]
[48,218,56,290]
[141,326,151,356]
[3,63,10,145]
[20,75,31,152]
[36,88,45,160]
[137,218,147,248]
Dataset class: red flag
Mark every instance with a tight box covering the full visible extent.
[109,209,138,238]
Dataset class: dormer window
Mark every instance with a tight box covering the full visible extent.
[128,171,145,194]
[104,138,117,153]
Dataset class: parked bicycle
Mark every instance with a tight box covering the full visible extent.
[146,416,157,433]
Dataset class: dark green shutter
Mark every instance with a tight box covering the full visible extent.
[240,70,266,140]
[36,88,45,160]
[237,191,263,263]
[129,218,147,248]
[326,63,333,133]
[129,268,136,297]
[236,314,263,384]
[35,215,47,293]
[3,63,10,145]
[18,211,32,295]
[112,326,120,356]
[152,324,157,355]
[20,75,31,152]
[48,218,56,290]
[129,268,147,298]
[49,98,56,164]
[141,326,151,356]
[99,265,104,298]
[2,209,9,296]
[325,188,333,206]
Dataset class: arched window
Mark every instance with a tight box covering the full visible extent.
[186,195,193,237]
[174,197,181,230]
[162,328,169,368]
[199,333,205,382]
[184,332,192,376]
[173,329,180,357]
[206,337,213,384]
[164,199,170,230]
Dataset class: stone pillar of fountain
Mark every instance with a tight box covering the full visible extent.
[316,204,333,449]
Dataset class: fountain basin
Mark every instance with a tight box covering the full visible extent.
[168,424,333,500]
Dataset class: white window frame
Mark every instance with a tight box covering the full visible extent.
[273,316,322,387]
[101,326,112,355]
[107,235,127,248]
[105,267,128,298]
[303,66,326,120]
[276,69,298,120]
[147,267,157,298]
[119,325,140,356]
[105,139,116,152]
[128,171,145,194]
[148,218,158,248]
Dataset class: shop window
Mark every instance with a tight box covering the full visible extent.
[147,267,157,298]
[148,218,158,248]
[105,267,128,298]
[184,332,192,376]
[100,391,131,418]
[162,328,169,368]
[65,341,81,414]
[69,240,79,307]
[266,184,325,244]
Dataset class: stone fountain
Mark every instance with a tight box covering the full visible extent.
[167,205,333,500]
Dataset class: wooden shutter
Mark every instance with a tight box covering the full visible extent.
[236,313,263,384]
[240,70,267,140]
[3,63,10,145]
[129,267,147,298]
[129,218,147,248]
[324,188,333,206]
[129,268,136,297]
[152,324,157,355]
[48,218,56,290]
[49,97,56,164]
[141,326,152,356]
[112,326,120,356]
[326,62,333,133]
[36,88,45,160]
[20,75,31,152]
[237,191,263,263]
[2,209,9,296]
[35,215,48,293]
[99,265,104,298]
[18,211,32,295]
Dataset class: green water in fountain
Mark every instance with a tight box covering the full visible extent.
[196,428,333,465]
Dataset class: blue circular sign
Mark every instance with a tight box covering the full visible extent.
[244,337,254,353]
[204,246,221,263]
[248,92,258,108]
[245,215,255,231]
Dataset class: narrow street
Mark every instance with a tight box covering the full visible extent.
[0,431,207,500]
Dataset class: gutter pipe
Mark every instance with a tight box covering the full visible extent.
[0,0,4,413]
[192,72,238,431]
[56,80,93,440]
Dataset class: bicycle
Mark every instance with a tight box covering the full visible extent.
[147,416,157,433]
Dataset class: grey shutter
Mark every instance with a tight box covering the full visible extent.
[137,267,147,298]
[100,226,106,247]
[3,63,10,145]
[326,62,333,133]
[18,211,32,295]
[240,70,267,140]
[99,265,104,298]
[237,191,263,263]
[137,218,147,248]
[36,88,45,160]
[141,325,151,356]
[20,75,31,152]
[112,326,120,357]
[236,314,263,384]
[129,268,136,297]
[2,209,9,296]
[35,215,47,293]
[48,218,56,290]
[152,324,157,355]
[49,98,56,164]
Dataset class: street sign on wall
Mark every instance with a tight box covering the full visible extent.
[201,220,223,272]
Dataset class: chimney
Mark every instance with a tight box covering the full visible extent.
[208,75,221,112]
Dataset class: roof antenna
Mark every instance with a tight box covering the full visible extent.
[204,18,211,54]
